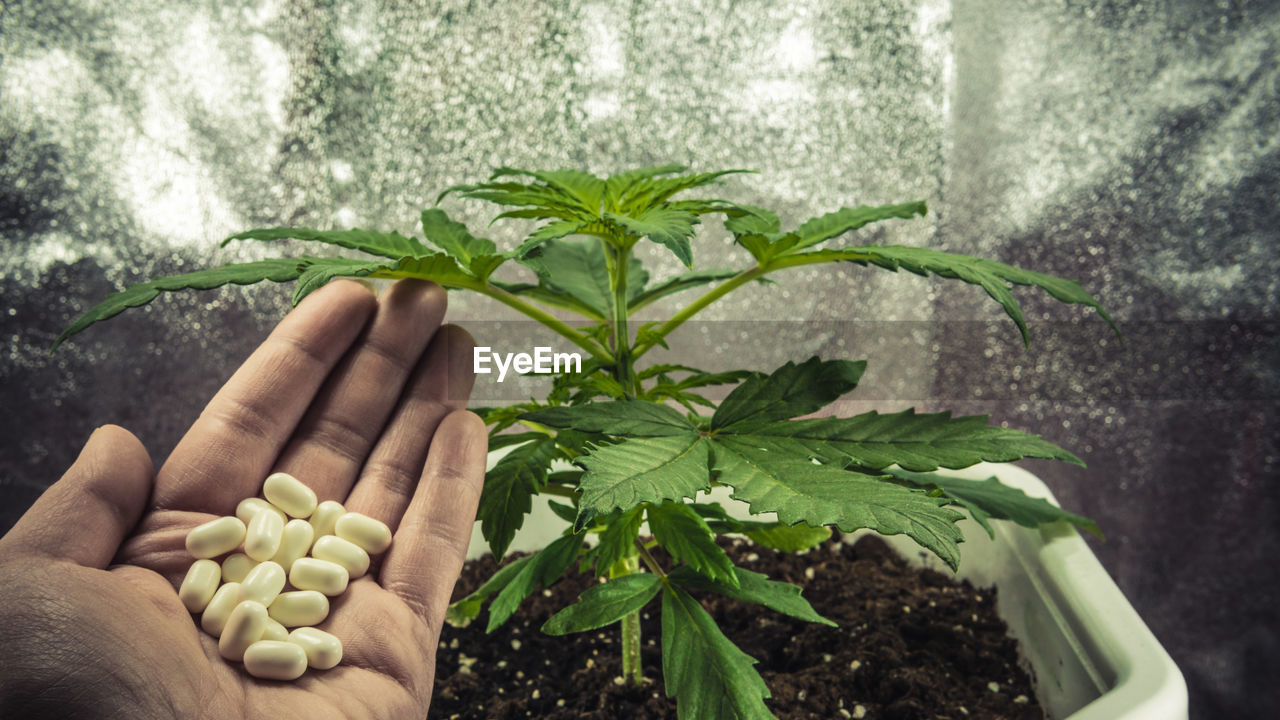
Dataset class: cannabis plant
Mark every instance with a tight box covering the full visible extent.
[56,165,1112,719]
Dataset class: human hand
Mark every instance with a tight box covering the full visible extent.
[0,279,486,719]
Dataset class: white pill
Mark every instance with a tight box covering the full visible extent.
[241,561,286,606]
[221,553,257,583]
[309,500,345,540]
[289,627,343,670]
[244,640,308,680]
[269,590,329,627]
[289,557,349,596]
[312,535,370,579]
[335,512,392,554]
[271,519,315,572]
[236,497,286,526]
[186,516,246,559]
[201,582,244,636]
[177,559,221,613]
[263,472,318,519]
[219,600,268,661]
[262,618,290,642]
[245,509,284,562]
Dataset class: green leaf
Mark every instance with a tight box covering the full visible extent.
[513,219,593,258]
[724,204,781,236]
[438,180,587,220]
[787,202,928,252]
[478,436,559,559]
[593,506,644,576]
[223,227,430,260]
[627,268,742,312]
[519,238,648,317]
[711,437,964,570]
[711,357,867,431]
[606,207,700,267]
[487,533,583,632]
[487,431,546,452]
[419,209,504,278]
[445,554,534,628]
[661,585,775,720]
[648,502,738,587]
[542,573,662,635]
[819,244,1118,345]
[575,434,712,518]
[381,253,477,287]
[744,523,832,552]
[292,256,386,305]
[546,500,579,524]
[619,170,754,214]
[668,566,835,627]
[748,409,1082,472]
[53,258,308,351]
[603,164,688,212]
[491,167,606,214]
[891,470,1102,538]
[521,400,697,437]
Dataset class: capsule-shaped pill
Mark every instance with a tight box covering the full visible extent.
[201,582,244,636]
[241,561,286,606]
[309,500,345,540]
[244,640,309,680]
[334,512,392,554]
[177,559,221,613]
[236,497,287,526]
[262,618,290,642]
[219,600,269,661]
[289,627,343,670]
[289,557,349,596]
[268,590,329,627]
[312,535,370,579]
[271,519,314,572]
[221,553,257,583]
[186,516,246,559]
[244,509,284,562]
[263,472,317,519]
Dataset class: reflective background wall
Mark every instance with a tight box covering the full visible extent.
[1,1,1276,715]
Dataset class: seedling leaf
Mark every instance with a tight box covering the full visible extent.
[648,501,738,587]
[662,585,776,720]
[542,573,662,635]
[668,566,835,627]
[223,226,431,260]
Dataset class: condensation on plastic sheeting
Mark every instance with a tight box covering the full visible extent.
[0,1,1277,716]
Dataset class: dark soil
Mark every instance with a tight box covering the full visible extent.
[432,535,1044,720]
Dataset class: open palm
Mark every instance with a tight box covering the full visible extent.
[0,280,486,719]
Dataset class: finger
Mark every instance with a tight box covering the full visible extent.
[271,280,448,502]
[154,280,377,513]
[378,410,487,625]
[0,425,153,568]
[342,324,477,528]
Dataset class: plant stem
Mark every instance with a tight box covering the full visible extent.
[631,265,766,360]
[374,268,616,362]
[630,250,881,360]
[609,554,644,685]
[607,243,636,395]
[478,283,616,364]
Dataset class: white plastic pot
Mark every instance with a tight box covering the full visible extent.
[464,459,1188,720]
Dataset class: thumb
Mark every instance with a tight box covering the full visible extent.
[0,425,154,568]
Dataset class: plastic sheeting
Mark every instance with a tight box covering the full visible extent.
[1,1,1276,715]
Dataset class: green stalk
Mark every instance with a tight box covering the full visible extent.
[372,269,614,363]
[607,242,637,396]
[610,554,644,685]
[630,250,879,360]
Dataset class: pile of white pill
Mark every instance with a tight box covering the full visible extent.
[177,472,392,680]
